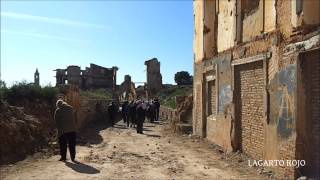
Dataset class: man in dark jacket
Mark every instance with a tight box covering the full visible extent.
[128,101,137,128]
[126,101,133,127]
[148,101,156,123]
[108,101,117,126]
[121,101,129,124]
[154,98,160,121]
[54,99,77,162]
[136,101,145,134]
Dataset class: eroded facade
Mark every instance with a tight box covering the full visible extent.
[145,58,163,98]
[193,0,320,178]
[55,63,118,90]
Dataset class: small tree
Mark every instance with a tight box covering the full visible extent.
[174,71,193,85]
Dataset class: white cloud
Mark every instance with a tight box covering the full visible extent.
[1,11,110,30]
[1,29,83,42]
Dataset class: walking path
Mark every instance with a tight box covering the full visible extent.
[0,120,268,180]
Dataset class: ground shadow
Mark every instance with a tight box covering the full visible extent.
[65,161,100,174]
[144,134,161,138]
[143,128,153,132]
[152,121,163,125]
[113,124,128,129]
[144,125,156,128]
[78,113,122,145]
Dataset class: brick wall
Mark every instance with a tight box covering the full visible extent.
[207,80,217,115]
[278,135,296,177]
[234,61,265,159]
[159,106,176,121]
[299,50,320,178]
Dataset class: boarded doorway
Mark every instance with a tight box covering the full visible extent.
[234,60,265,159]
[297,49,320,178]
[207,80,217,116]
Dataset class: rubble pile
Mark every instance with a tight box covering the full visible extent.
[0,101,48,164]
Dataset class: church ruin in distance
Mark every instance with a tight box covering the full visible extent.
[54,63,118,90]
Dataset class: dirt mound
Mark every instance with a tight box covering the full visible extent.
[0,101,48,164]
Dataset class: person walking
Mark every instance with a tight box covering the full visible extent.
[130,101,137,128]
[136,100,145,134]
[154,98,160,121]
[126,101,134,127]
[54,99,77,162]
[148,101,156,123]
[121,101,129,124]
[108,101,117,126]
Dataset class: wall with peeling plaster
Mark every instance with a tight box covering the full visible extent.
[217,0,236,52]
[193,0,320,177]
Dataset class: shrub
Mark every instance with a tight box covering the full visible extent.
[4,81,58,104]
[80,88,112,99]
[157,86,192,109]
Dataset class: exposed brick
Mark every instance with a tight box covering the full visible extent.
[234,61,265,160]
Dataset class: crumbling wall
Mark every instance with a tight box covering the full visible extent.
[203,0,217,58]
[55,64,117,90]
[203,54,233,152]
[266,64,297,177]
[242,0,263,42]
[118,75,136,101]
[176,95,193,124]
[217,0,236,52]
[66,66,82,86]
[145,58,162,98]
[194,0,320,177]
[277,0,292,39]
[159,106,176,121]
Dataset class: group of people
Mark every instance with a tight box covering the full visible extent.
[54,98,160,162]
[108,98,161,134]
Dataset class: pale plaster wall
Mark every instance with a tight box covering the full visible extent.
[194,0,204,63]
[291,0,298,27]
[242,0,275,42]
[217,0,236,52]
[206,115,233,152]
[264,0,276,32]
[242,0,263,42]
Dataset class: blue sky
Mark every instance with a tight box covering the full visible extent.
[0,0,193,86]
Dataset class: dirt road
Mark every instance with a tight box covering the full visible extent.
[0,120,268,180]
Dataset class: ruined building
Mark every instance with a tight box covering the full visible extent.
[145,58,162,98]
[55,63,118,90]
[34,69,39,86]
[118,75,136,101]
[193,0,319,178]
